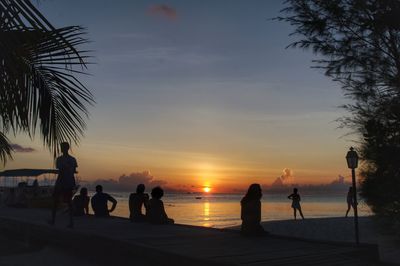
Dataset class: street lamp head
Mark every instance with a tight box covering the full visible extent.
[346,147,359,169]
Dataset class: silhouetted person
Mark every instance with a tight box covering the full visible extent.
[146,186,174,224]
[345,187,355,217]
[240,184,265,236]
[288,188,304,220]
[50,142,77,228]
[73,187,90,216]
[91,185,117,217]
[129,184,149,222]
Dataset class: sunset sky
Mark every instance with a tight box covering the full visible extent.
[5,0,356,192]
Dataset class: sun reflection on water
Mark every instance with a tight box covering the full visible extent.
[203,201,212,227]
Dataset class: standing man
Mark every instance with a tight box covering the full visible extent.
[49,142,77,228]
[91,185,117,217]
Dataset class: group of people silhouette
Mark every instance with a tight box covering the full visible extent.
[68,183,174,225]
[48,142,355,234]
[48,142,174,228]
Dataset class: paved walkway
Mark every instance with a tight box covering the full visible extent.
[230,217,378,244]
[0,207,382,266]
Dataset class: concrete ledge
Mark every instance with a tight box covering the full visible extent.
[0,216,229,266]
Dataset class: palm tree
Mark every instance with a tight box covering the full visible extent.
[0,0,94,164]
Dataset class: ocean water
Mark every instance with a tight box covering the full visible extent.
[90,192,372,228]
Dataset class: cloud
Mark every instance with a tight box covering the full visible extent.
[148,4,177,20]
[10,144,36,153]
[267,173,351,194]
[91,170,167,192]
[119,170,167,188]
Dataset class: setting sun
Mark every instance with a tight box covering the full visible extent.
[203,187,211,193]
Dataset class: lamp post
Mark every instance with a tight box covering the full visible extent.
[346,147,359,245]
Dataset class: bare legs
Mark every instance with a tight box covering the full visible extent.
[345,203,354,217]
[293,208,305,220]
[49,195,74,228]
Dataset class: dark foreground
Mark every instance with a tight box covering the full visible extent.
[0,207,383,266]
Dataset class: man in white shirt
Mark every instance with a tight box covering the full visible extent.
[49,142,77,228]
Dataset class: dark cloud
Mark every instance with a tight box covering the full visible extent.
[10,144,36,153]
[267,174,351,194]
[119,171,167,188]
[91,171,167,192]
[148,4,177,20]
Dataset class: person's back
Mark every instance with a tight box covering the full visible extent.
[288,188,304,220]
[50,142,77,228]
[91,185,117,217]
[55,153,77,191]
[241,198,261,224]
[73,187,89,216]
[290,193,300,205]
[129,184,149,222]
[146,187,174,224]
[240,184,264,236]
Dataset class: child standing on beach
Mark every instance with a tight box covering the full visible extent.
[288,188,304,220]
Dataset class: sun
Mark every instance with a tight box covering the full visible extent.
[203,187,211,193]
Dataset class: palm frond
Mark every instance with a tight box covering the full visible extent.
[0,132,13,165]
[0,1,95,158]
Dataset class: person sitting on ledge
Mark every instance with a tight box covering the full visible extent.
[146,186,174,224]
[240,183,266,236]
[72,187,90,216]
[91,185,117,217]
[129,184,149,222]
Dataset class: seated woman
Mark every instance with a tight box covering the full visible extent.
[72,187,90,216]
[146,186,174,224]
[240,184,265,236]
[129,184,149,222]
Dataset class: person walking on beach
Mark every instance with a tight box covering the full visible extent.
[91,185,117,217]
[72,187,90,216]
[146,186,174,224]
[288,188,304,220]
[49,142,77,228]
[240,184,266,236]
[345,187,355,217]
[129,184,149,222]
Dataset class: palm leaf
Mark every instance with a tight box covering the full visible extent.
[0,1,94,159]
[0,132,12,165]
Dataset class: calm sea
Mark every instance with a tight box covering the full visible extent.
[89,192,372,228]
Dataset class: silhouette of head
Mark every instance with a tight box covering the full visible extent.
[136,184,145,194]
[151,186,164,199]
[80,187,88,196]
[60,142,70,154]
[95,185,103,193]
[293,188,298,193]
[245,184,262,200]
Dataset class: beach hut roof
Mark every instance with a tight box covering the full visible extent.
[0,169,58,177]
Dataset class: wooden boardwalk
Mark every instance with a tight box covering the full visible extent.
[0,207,382,266]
